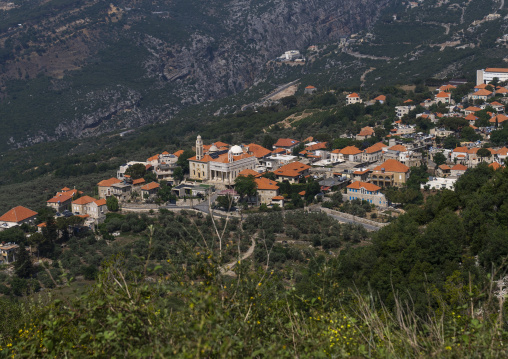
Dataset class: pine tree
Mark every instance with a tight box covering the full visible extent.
[14,243,33,279]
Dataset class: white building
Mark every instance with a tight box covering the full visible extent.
[422,177,458,190]
[476,68,508,85]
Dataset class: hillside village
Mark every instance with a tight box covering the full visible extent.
[1,67,508,259]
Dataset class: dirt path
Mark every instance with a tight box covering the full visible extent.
[343,48,390,61]
[360,67,376,87]
[220,236,256,276]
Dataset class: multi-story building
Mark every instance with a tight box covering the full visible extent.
[346,181,389,207]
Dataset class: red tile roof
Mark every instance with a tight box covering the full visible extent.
[388,145,407,152]
[436,92,451,98]
[365,142,385,154]
[247,143,272,158]
[132,178,146,185]
[272,196,284,201]
[72,196,96,205]
[358,126,375,137]
[465,106,482,112]
[305,142,327,151]
[475,89,493,96]
[47,192,74,204]
[374,95,386,101]
[173,150,184,157]
[0,206,37,223]
[274,138,300,148]
[438,164,451,170]
[255,177,279,190]
[94,199,107,206]
[347,181,381,192]
[451,164,467,171]
[141,182,161,191]
[347,93,360,98]
[238,169,260,177]
[490,114,508,123]
[452,146,469,153]
[273,161,311,178]
[489,162,502,170]
[340,146,362,155]
[305,85,316,89]
[373,159,410,173]
[98,177,122,187]
[485,68,508,73]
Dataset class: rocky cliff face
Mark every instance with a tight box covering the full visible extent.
[0,0,391,148]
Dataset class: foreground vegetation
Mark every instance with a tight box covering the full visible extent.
[1,163,508,357]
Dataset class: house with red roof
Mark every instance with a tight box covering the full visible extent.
[304,85,317,94]
[468,89,493,101]
[346,181,389,207]
[46,187,82,212]
[141,182,161,198]
[496,147,508,162]
[435,91,452,104]
[98,177,122,199]
[436,164,451,177]
[71,196,107,219]
[254,177,280,205]
[373,95,386,104]
[362,142,386,162]
[489,114,508,126]
[450,147,470,163]
[272,161,311,183]
[489,101,505,113]
[330,146,363,162]
[371,159,410,187]
[0,206,38,230]
[346,93,362,105]
[451,164,468,177]
[464,106,482,116]
[356,126,375,140]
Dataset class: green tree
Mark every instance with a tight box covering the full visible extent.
[476,148,491,161]
[262,135,275,150]
[234,175,257,201]
[177,150,195,174]
[443,135,460,149]
[433,152,447,166]
[461,126,481,142]
[107,196,119,212]
[14,243,33,279]
[125,163,146,179]
[173,167,184,182]
[216,195,236,211]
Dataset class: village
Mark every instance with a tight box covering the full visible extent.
[0,67,507,261]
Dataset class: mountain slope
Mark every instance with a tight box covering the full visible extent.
[0,0,391,150]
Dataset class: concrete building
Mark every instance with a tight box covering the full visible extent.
[477,68,508,85]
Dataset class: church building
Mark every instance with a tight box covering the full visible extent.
[188,135,257,184]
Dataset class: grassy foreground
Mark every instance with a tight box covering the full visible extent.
[1,252,508,358]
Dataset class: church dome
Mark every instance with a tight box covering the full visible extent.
[209,144,219,152]
[230,145,243,156]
